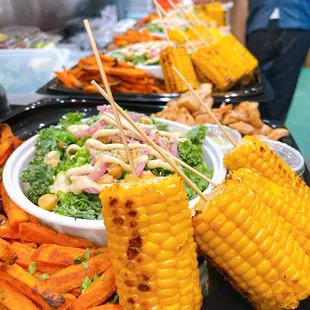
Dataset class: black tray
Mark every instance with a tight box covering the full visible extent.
[37,68,274,105]
[3,97,309,309]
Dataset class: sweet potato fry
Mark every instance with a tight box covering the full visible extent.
[35,253,111,295]
[32,244,108,266]
[1,264,63,309]
[37,263,63,275]
[55,71,72,88]
[0,220,20,239]
[69,287,81,298]
[0,182,29,228]
[0,238,9,247]
[0,242,17,265]
[87,304,121,310]
[83,85,98,92]
[0,280,39,310]
[58,294,76,310]
[12,136,23,148]
[0,140,13,168]
[70,267,116,310]
[9,242,62,274]
[104,66,147,78]
[19,223,94,248]
[68,74,83,89]
[10,242,35,268]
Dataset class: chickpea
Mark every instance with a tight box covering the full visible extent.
[38,194,58,211]
[107,165,124,179]
[97,136,110,144]
[97,174,115,184]
[57,141,65,150]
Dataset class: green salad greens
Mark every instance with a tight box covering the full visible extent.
[178,125,213,200]
[21,110,213,220]
[147,23,164,33]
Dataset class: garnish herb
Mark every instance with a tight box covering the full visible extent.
[74,248,91,264]
[39,273,50,280]
[111,295,119,304]
[27,262,38,275]
[81,277,92,294]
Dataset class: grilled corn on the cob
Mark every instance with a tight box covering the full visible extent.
[100,175,202,309]
[160,46,199,93]
[223,34,258,75]
[193,177,310,310]
[224,136,310,200]
[231,168,310,254]
[168,28,187,44]
[192,39,246,91]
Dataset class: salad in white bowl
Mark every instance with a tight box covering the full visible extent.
[19,106,214,221]
[108,41,173,66]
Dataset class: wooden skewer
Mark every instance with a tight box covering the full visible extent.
[167,0,208,45]
[172,66,238,147]
[153,0,170,43]
[83,19,138,180]
[154,1,198,51]
[100,110,218,186]
[91,80,209,202]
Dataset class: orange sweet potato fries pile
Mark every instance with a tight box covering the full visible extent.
[0,125,120,310]
[55,54,166,94]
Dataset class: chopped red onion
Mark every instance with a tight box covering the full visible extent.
[136,161,146,177]
[170,139,178,157]
[88,164,108,181]
[75,120,105,138]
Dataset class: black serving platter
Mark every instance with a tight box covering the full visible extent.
[37,68,274,105]
[3,97,310,309]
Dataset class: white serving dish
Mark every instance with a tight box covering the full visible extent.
[3,120,226,246]
[204,124,242,154]
[136,64,163,80]
[259,138,305,176]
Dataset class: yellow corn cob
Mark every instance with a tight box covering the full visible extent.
[100,175,202,309]
[160,46,199,93]
[186,26,221,44]
[231,168,310,254]
[223,34,258,75]
[192,39,245,91]
[224,136,310,201]
[193,177,310,310]
[204,2,226,27]
[168,28,187,44]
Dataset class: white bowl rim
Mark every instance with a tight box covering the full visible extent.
[3,119,226,230]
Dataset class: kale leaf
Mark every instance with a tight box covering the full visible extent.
[21,158,54,204]
[59,112,85,129]
[53,192,102,220]
[35,126,77,158]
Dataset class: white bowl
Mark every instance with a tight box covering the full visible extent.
[204,124,242,154]
[136,64,163,80]
[3,120,226,246]
[259,138,305,176]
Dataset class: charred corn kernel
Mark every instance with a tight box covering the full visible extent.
[100,175,202,310]
[223,34,258,74]
[168,28,187,44]
[192,39,245,91]
[193,177,310,310]
[224,136,310,201]
[231,169,310,255]
[38,194,58,211]
[160,47,199,93]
